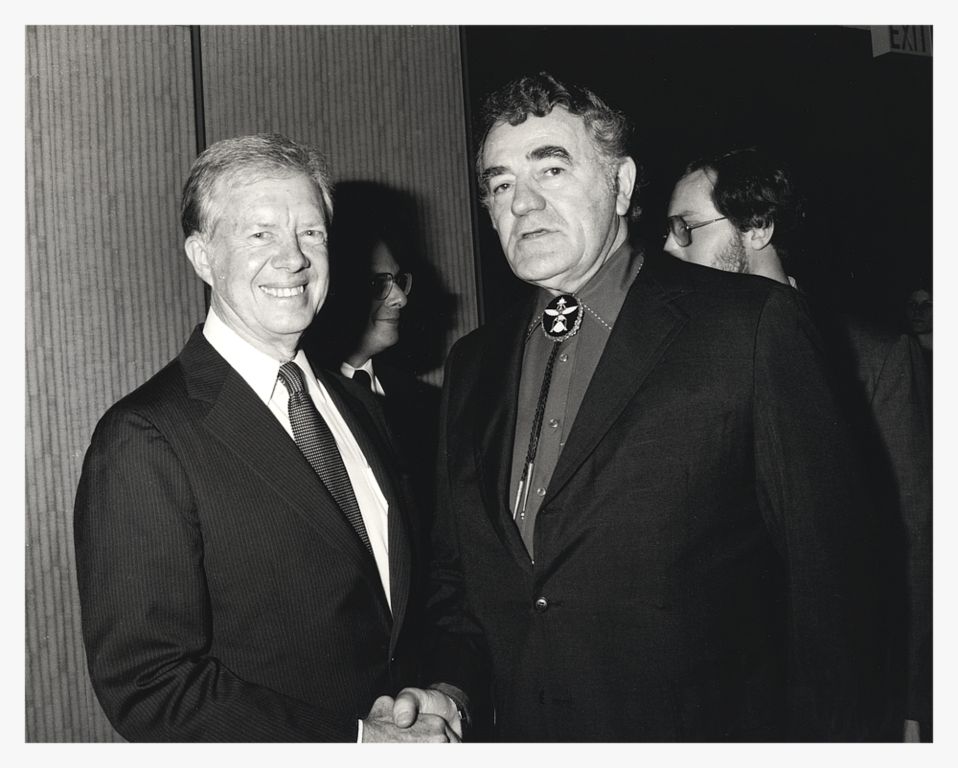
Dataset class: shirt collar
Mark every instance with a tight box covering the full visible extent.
[531,240,643,333]
[202,307,310,406]
[340,358,376,380]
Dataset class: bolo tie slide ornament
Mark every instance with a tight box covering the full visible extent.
[514,294,583,518]
[542,294,583,342]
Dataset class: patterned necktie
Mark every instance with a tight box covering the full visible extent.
[351,369,372,391]
[277,362,372,554]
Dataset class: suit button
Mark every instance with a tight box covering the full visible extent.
[534,596,549,612]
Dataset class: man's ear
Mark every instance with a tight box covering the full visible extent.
[744,222,775,252]
[614,157,637,217]
[184,233,214,286]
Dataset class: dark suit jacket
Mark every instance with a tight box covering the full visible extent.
[372,359,441,510]
[74,327,424,741]
[427,251,874,742]
[828,316,932,737]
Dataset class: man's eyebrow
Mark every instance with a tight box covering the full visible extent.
[478,145,573,188]
[528,145,572,163]
[479,165,508,187]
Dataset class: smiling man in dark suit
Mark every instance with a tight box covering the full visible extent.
[413,73,875,741]
[73,134,460,742]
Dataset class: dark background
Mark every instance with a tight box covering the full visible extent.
[461,26,932,325]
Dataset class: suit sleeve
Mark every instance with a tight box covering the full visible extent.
[752,287,875,741]
[870,334,932,728]
[423,341,492,727]
[74,406,360,742]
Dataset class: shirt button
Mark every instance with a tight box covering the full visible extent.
[559,353,569,363]
[549,418,560,429]
[534,597,549,612]
[536,487,546,496]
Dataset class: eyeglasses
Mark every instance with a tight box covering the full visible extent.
[370,271,413,300]
[665,215,728,247]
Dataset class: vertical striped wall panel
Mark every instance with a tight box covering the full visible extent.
[200,26,478,384]
[25,26,203,741]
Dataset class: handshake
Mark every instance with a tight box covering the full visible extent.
[362,686,465,743]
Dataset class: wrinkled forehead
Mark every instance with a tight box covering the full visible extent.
[481,107,595,168]
[215,165,317,200]
[204,168,325,231]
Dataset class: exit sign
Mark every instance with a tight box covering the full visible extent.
[871,26,933,57]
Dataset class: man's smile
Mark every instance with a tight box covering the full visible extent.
[259,284,307,298]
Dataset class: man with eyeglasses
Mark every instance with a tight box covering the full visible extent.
[339,247,412,394]
[303,183,445,525]
[395,73,874,742]
[307,181,419,400]
[665,147,932,742]
[663,149,797,280]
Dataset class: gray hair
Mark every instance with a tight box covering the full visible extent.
[180,133,334,237]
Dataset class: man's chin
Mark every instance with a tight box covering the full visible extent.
[262,311,317,339]
[507,254,564,287]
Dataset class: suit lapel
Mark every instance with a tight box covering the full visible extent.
[545,264,689,504]
[180,331,389,615]
[473,299,538,570]
[320,371,411,639]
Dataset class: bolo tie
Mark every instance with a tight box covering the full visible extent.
[513,293,584,518]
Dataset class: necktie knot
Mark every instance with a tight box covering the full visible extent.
[278,362,307,395]
[351,369,373,391]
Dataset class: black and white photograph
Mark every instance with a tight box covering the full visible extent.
[17,10,944,759]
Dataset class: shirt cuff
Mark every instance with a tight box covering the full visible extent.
[429,682,470,730]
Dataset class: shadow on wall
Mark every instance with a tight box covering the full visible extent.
[303,180,456,381]
[303,181,453,515]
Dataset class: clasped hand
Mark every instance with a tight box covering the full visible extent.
[362,687,462,743]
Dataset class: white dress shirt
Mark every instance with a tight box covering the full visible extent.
[202,309,392,609]
[340,359,386,396]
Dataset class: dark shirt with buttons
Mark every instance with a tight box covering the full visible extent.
[509,242,644,558]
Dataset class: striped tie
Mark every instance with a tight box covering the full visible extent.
[277,362,372,554]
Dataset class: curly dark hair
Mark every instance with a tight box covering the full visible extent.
[475,72,640,219]
[685,147,805,263]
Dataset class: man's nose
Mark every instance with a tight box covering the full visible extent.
[511,179,546,216]
[270,237,311,270]
[385,281,407,309]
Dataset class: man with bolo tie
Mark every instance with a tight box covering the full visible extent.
[405,73,875,741]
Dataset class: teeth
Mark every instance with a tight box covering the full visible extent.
[260,285,305,298]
